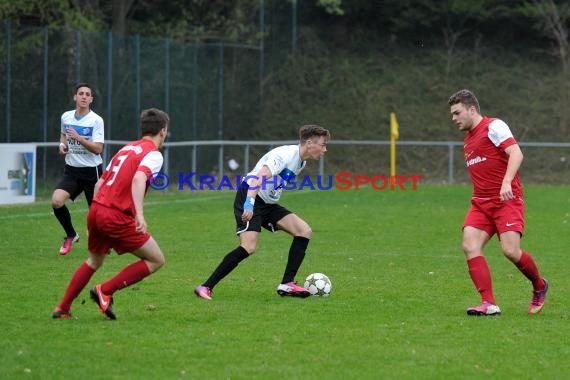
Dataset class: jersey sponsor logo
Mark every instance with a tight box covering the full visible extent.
[65,124,93,137]
[466,156,487,167]
[118,145,144,154]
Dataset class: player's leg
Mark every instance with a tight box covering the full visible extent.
[195,231,259,300]
[52,168,81,255]
[53,205,111,319]
[52,252,106,319]
[497,198,548,314]
[195,186,261,300]
[274,213,312,298]
[499,231,548,314]
[103,237,164,293]
[81,165,103,207]
[90,239,164,321]
[463,226,500,315]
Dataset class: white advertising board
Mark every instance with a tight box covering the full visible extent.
[0,144,36,205]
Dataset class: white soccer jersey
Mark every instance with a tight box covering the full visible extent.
[61,109,104,167]
[245,144,306,204]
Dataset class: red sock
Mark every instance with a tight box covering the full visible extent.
[467,256,496,305]
[58,262,96,311]
[515,251,545,291]
[101,260,151,296]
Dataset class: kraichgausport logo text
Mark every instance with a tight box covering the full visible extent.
[147,172,422,191]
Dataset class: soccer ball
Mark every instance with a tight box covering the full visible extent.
[304,273,332,297]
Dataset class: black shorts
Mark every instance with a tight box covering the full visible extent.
[56,164,103,205]
[234,182,291,234]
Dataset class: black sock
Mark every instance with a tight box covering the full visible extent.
[53,205,76,237]
[203,246,249,289]
[281,236,310,284]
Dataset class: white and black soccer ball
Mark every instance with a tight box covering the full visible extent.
[304,273,332,297]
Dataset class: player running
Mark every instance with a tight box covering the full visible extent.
[52,108,169,320]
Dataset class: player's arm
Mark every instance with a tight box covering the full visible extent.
[66,127,104,155]
[242,165,272,222]
[132,171,149,233]
[500,144,524,201]
[58,133,68,155]
[93,177,104,197]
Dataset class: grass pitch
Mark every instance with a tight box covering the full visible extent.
[1,184,569,379]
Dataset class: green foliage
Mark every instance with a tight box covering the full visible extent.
[1,185,569,378]
[258,37,561,141]
[0,0,101,30]
[317,0,345,16]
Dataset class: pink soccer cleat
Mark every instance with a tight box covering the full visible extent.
[528,279,549,315]
[467,301,501,316]
[276,281,311,298]
[194,285,213,300]
[59,234,80,255]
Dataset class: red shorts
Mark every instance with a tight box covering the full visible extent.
[463,197,525,237]
[87,203,151,255]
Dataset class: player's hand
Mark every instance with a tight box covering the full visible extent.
[135,214,147,234]
[242,209,253,222]
[66,128,82,143]
[500,182,514,201]
[242,196,255,222]
[58,143,68,155]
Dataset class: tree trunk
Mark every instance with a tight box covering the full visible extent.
[112,0,136,35]
[532,0,570,137]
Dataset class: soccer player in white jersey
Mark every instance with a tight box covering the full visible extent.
[52,108,169,320]
[51,83,104,255]
[448,89,548,316]
[195,125,331,299]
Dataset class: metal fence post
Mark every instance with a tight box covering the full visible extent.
[244,144,250,175]
[42,27,49,184]
[105,32,113,165]
[448,143,454,184]
[5,20,11,143]
[135,34,141,138]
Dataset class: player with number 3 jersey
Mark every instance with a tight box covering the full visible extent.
[52,108,170,320]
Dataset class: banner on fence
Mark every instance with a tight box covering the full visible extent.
[0,144,36,205]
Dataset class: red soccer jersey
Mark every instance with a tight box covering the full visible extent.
[463,116,522,199]
[93,138,163,216]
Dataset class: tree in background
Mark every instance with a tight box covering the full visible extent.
[525,0,570,137]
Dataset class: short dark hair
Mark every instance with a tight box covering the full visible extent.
[299,124,330,143]
[75,82,92,94]
[448,89,480,114]
[140,108,170,136]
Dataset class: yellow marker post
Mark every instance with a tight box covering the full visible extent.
[390,112,399,177]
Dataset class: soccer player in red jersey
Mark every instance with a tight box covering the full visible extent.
[448,89,548,316]
[52,108,169,320]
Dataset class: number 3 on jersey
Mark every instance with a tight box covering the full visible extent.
[106,155,128,186]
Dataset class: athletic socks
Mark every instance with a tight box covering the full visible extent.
[101,260,151,296]
[467,256,496,305]
[53,205,76,237]
[58,262,96,311]
[203,246,249,289]
[515,251,546,291]
[281,236,310,284]
[202,237,310,289]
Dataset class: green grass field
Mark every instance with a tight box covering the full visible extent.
[1,184,570,379]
